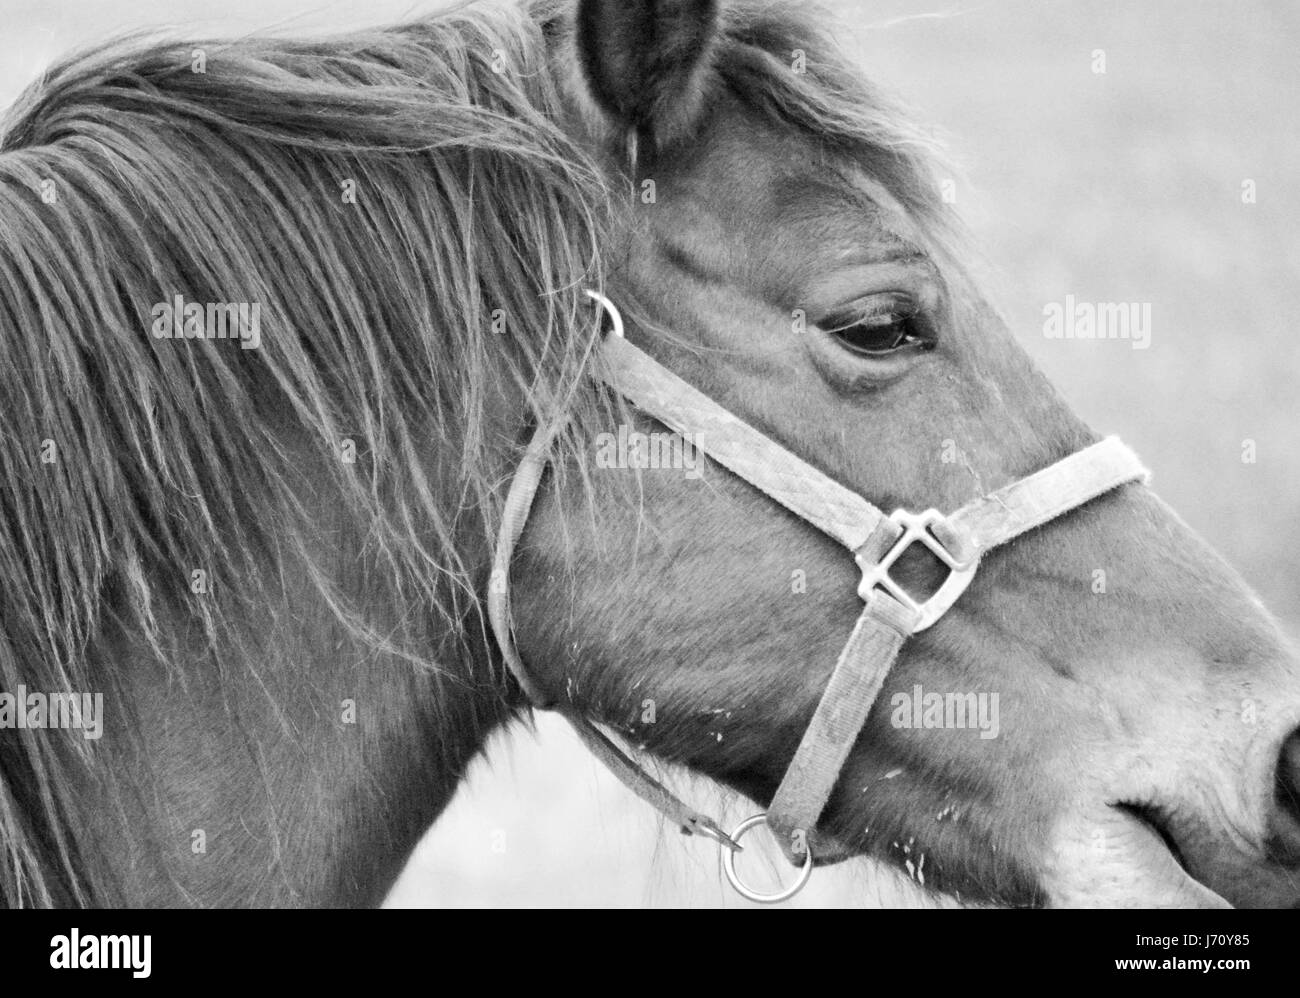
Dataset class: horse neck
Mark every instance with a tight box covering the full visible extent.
[36,438,516,909]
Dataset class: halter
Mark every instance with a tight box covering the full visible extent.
[488,290,1149,903]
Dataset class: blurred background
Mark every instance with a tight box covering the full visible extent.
[2,0,1297,906]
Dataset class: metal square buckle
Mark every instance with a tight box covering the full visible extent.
[856,509,980,632]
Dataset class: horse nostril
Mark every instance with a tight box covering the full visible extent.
[1268,730,1300,865]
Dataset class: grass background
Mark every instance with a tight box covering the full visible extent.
[2,0,1297,905]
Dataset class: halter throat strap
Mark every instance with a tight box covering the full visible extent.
[487,290,1149,894]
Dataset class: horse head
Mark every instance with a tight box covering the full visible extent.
[506,0,1300,908]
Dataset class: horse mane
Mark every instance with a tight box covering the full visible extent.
[0,0,962,907]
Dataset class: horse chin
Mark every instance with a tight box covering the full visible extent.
[808,820,1226,908]
[1041,806,1232,909]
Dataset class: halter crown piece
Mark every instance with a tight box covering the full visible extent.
[488,290,1149,903]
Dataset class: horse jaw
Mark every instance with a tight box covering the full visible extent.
[1042,807,1232,908]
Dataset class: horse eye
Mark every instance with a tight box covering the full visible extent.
[833,315,914,354]
[818,298,933,357]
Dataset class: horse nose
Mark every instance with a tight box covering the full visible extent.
[1267,729,1300,865]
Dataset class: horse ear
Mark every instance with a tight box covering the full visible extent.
[575,0,720,152]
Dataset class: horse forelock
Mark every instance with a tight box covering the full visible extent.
[0,0,970,907]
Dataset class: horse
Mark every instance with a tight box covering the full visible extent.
[1,0,1298,908]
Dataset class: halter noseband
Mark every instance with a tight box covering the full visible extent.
[488,289,1149,903]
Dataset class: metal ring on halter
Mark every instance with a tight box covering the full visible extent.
[720,813,814,904]
[585,288,625,338]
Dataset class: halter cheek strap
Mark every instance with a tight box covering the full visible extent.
[488,290,1150,902]
[486,375,739,847]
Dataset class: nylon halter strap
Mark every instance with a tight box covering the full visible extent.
[488,290,1150,903]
